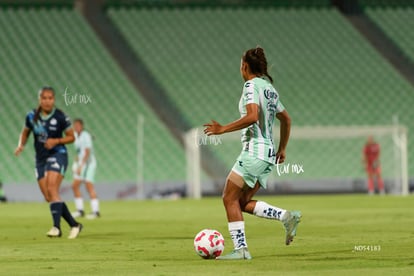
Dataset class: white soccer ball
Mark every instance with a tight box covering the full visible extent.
[193,229,225,259]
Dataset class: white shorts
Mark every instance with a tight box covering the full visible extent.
[72,161,97,183]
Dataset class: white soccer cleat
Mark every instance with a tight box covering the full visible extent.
[216,247,252,260]
[68,223,83,239]
[46,227,62,238]
[86,212,100,220]
[71,210,85,218]
[282,210,302,245]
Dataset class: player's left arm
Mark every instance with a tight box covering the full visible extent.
[76,147,90,175]
[204,103,259,135]
[275,110,291,164]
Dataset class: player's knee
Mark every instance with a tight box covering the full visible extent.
[221,192,234,207]
[222,191,241,208]
[71,183,77,191]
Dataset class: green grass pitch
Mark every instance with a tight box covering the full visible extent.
[1,194,413,275]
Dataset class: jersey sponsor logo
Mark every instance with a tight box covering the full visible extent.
[50,118,57,125]
[47,157,57,162]
[264,89,278,100]
[32,121,46,134]
[267,102,277,112]
[244,82,251,88]
[49,126,57,131]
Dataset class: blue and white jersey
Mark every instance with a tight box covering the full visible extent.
[25,108,71,161]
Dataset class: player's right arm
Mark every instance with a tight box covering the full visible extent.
[15,127,31,156]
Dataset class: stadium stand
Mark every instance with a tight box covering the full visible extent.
[0,7,185,184]
[1,1,413,199]
[107,5,414,178]
[365,7,414,63]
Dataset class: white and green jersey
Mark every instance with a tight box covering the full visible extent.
[239,77,285,164]
[74,130,96,165]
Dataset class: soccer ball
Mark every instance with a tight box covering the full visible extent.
[193,229,225,259]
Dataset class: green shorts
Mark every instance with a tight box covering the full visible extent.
[72,161,97,183]
[231,151,274,189]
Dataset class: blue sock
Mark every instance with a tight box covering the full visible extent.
[50,202,63,229]
[61,202,78,227]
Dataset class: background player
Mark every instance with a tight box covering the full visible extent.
[204,47,301,260]
[71,118,101,219]
[363,136,385,195]
[0,180,7,203]
[15,86,82,238]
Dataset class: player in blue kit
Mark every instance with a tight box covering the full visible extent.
[15,86,83,239]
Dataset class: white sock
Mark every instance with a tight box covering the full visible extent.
[228,221,247,250]
[253,201,287,221]
[90,198,100,213]
[74,197,84,211]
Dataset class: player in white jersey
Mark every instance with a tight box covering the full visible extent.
[204,47,301,260]
[71,119,100,219]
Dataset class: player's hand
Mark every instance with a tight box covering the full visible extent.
[203,120,224,136]
[276,150,286,164]
[72,163,78,173]
[44,138,58,150]
[14,145,24,156]
[76,165,82,175]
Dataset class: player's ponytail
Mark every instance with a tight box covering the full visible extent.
[243,46,274,83]
[33,105,42,123]
[34,86,55,123]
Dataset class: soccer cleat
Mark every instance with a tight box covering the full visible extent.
[71,210,85,218]
[216,247,252,260]
[86,212,100,220]
[282,210,302,245]
[46,227,62,238]
[68,223,83,239]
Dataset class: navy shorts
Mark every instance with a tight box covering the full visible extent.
[35,153,68,180]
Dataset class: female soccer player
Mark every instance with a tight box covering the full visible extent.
[71,118,101,219]
[204,47,301,260]
[15,86,82,239]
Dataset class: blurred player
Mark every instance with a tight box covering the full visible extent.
[15,86,82,238]
[0,180,7,202]
[71,118,100,219]
[204,47,301,260]
[363,136,385,195]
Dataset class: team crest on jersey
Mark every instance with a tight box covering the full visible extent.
[50,118,57,125]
